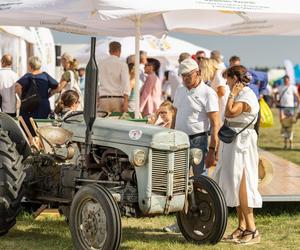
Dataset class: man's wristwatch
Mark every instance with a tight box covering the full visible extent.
[209,146,216,151]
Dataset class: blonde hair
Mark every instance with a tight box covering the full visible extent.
[198,58,218,82]
[70,58,79,71]
[28,56,41,70]
[159,100,176,129]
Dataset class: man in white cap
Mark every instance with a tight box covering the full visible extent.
[163,58,220,233]
[174,58,220,176]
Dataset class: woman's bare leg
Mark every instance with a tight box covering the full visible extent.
[236,206,246,229]
[239,170,256,231]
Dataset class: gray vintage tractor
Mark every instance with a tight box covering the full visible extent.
[0,38,227,250]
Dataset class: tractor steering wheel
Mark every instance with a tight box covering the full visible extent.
[63,110,109,123]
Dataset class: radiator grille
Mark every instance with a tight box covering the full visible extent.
[173,150,188,193]
[151,150,168,195]
[151,149,188,195]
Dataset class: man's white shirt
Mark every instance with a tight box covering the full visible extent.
[173,81,219,135]
[0,68,18,113]
[279,84,298,107]
[98,55,130,96]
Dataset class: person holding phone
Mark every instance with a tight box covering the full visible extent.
[212,65,261,245]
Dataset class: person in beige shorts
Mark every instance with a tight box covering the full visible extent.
[97,41,130,113]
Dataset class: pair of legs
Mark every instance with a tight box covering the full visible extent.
[284,137,293,149]
[230,170,259,243]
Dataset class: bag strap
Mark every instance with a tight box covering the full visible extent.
[278,86,289,103]
[236,114,257,135]
[30,74,38,89]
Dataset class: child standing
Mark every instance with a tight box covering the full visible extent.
[281,109,297,149]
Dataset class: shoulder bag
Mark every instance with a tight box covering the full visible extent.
[218,115,257,144]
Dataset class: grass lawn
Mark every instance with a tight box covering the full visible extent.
[259,108,300,165]
[0,108,299,249]
[1,204,300,250]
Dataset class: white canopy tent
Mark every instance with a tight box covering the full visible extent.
[74,35,211,65]
[1,1,300,36]
[2,0,300,116]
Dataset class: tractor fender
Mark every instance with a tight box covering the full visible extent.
[0,113,31,159]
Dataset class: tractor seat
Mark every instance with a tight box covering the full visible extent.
[36,126,73,146]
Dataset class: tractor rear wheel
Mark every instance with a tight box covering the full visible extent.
[0,130,26,236]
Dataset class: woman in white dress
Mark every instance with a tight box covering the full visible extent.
[212,65,262,245]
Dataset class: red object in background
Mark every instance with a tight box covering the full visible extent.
[298,84,300,95]
[191,54,197,62]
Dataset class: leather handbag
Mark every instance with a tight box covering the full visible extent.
[218,115,257,144]
[21,76,40,113]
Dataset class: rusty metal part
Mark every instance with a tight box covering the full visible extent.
[37,126,73,146]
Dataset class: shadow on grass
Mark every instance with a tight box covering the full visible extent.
[121,226,186,249]
[1,219,72,250]
[260,146,300,152]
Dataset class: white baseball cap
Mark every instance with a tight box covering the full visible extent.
[178,58,199,75]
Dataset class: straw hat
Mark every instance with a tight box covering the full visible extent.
[61,52,73,62]
[258,157,274,187]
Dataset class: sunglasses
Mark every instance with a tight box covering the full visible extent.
[181,69,198,78]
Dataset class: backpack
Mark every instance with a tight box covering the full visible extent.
[21,75,40,113]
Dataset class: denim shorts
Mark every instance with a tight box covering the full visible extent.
[189,134,208,177]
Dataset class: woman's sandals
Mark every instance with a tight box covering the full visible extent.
[222,227,245,242]
[237,229,261,245]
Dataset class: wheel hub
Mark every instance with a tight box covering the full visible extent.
[80,200,107,249]
[198,201,212,222]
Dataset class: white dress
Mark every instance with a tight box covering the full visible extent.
[212,87,262,208]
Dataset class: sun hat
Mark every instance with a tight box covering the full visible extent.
[258,157,274,187]
[178,58,199,75]
[61,52,73,62]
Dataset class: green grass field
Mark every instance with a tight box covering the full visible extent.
[1,108,299,249]
[258,108,300,165]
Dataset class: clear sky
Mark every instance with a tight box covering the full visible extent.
[52,30,300,69]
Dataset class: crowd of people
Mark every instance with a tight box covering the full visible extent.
[1,40,300,246]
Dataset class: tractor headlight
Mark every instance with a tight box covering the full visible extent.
[190,148,202,166]
[133,150,146,167]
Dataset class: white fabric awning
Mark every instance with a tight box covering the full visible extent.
[0,0,300,36]
[74,35,211,63]
[0,26,36,43]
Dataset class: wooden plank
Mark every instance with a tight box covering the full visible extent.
[259,149,300,199]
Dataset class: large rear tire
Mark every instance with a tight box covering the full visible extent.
[177,175,227,244]
[69,184,122,250]
[0,130,25,236]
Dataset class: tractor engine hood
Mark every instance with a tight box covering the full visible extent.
[63,117,189,150]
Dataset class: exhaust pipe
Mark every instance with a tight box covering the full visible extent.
[84,37,98,162]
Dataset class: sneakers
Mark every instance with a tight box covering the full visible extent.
[163,223,180,233]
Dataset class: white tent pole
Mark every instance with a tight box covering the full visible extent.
[134,15,141,119]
